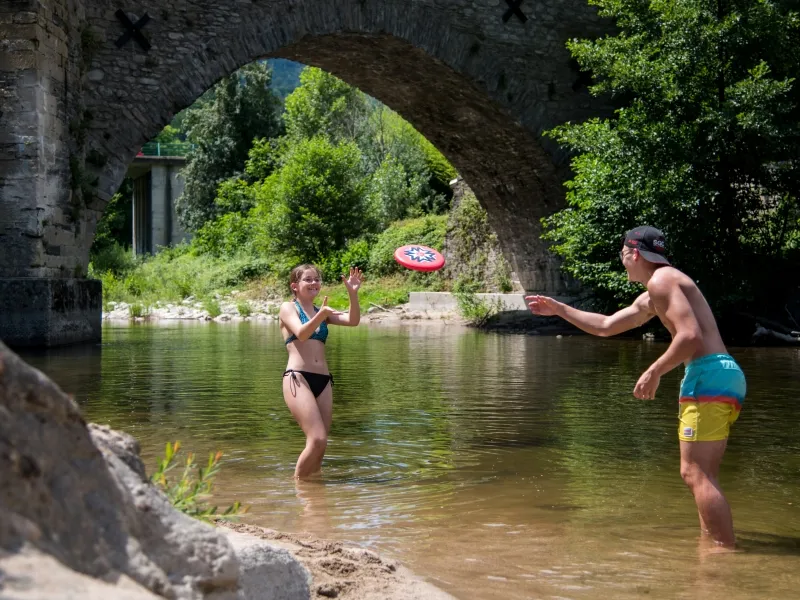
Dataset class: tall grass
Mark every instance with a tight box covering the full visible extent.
[91,244,448,311]
[321,273,445,311]
[90,245,272,306]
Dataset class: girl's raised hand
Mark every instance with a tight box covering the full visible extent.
[343,267,363,293]
[319,295,343,317]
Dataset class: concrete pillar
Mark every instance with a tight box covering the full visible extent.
[150,165,170,250]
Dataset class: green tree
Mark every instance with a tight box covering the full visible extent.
[283,67,372,144]
[368,155,427,225]
[176,62,283,230]
[365,106,455,219]
[544,0,800,319]
[153,124,182,144]
[258,136,376,263]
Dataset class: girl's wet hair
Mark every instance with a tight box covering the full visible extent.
[289,264,321,296]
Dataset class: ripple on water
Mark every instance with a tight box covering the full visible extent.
[17,323,800,600]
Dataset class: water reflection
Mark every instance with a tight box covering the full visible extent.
[18,322,800,600]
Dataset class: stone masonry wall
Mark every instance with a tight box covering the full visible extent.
[2,0,611,292]
[0,0,101,279]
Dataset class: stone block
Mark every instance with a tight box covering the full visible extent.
[0,278,101,347]
[0,49,35,70]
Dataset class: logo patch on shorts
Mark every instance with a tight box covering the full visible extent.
[683,426,695,438]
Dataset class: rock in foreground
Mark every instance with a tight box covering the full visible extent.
[0,341,308,599]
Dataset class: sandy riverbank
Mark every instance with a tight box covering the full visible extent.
[218,522,457,600]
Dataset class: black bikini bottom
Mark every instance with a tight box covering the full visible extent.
[283,369,334,398]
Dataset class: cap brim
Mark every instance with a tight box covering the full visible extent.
[638,250,670,265]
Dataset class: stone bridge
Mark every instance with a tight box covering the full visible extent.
[1,0,609,346]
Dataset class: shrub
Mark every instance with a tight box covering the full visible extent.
[203,297,222,318]
[452,278,501,327]
[236,300,252,317]
[192,212,255,257]
[222,257,273,286]
[151,441,246,522]
[318,237,372,282]
[89,242,137,276]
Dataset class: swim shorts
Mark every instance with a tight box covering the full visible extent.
[678,354,746,442]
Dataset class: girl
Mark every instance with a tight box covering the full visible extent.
[279,264,363,479]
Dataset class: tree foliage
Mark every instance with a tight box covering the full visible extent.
[283,70,455,224]
[191,66,458,275]
[92,178,132,254]
[365,107,454,221]
[258,136,375,263]
[283,67,372,145]
[544,0,800,318]
[176,62,283,230]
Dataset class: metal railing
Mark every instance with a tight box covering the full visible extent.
[138,142,195,157]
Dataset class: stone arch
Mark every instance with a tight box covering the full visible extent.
[1,0,609,345]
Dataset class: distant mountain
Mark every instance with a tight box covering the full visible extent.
[266,59,305,99]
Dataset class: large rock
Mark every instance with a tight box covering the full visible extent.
[0,546,161,599]
[0,341,308,599]
[222,531,311,600]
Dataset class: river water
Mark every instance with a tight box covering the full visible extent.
[20,321,800,599]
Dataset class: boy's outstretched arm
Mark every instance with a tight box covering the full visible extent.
[526,292,655,337]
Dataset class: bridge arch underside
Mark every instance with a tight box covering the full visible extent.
[271,34,570,293]
[1,0,607,345]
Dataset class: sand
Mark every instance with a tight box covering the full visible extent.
[218,522,457,600]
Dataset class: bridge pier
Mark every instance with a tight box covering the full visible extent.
[0,0,102,347]
[0,279,101,348]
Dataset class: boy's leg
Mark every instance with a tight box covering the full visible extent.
[679,439,734,547]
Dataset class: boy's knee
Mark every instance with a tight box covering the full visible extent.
[680,462,704,488]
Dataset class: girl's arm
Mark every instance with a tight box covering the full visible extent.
[327,268,362,327]
[327,289,360,326]
[280,299,339,341]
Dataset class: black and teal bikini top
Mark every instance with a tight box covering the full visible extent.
[284,300,329,345]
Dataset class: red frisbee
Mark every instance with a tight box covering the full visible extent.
[393,244,446,272]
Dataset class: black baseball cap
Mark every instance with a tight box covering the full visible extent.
[623,226,670,265]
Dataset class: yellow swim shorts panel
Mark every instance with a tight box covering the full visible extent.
[678,401,740,442]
